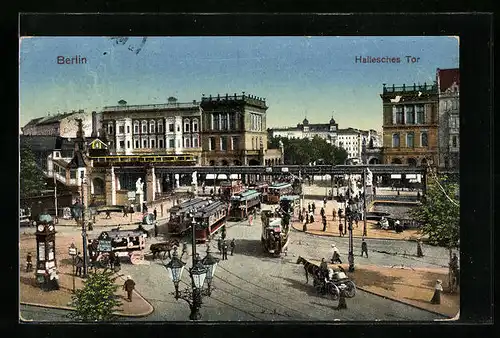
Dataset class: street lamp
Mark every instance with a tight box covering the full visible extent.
[80,171,89,278]
[164,208,218,320]
[346,176,355,272]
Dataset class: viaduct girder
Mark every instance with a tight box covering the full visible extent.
[112,164,426,176]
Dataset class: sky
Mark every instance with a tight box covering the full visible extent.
[19,36,459,133]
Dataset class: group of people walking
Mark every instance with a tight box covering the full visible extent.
[217,237,236,260]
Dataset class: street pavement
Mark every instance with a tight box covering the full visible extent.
[20,183,450,322]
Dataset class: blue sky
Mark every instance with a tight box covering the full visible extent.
[19,36,458,132]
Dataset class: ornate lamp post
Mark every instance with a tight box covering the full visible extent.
[164,208,218,320]
[80,171,89,278]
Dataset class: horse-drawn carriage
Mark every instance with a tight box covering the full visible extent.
[296,256,356,300]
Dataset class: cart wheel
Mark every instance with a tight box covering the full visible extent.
[327,282,340,301]
[343,280,356,298]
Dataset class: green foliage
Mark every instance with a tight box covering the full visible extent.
[410,175,460,247]
[20,143,45,199]
[268,136,348,165]
[69,269,122,322]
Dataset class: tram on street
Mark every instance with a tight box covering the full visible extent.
[192,200,228,243]
[228,189,262,221]
[88,229,147,266]
[248,182,269,203]
[220,180,244,201]
[279,195,301,217]
[167,198,211,236]
[266,182,294,204]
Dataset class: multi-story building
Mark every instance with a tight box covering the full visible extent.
[21,110,93,137]
[200,93,281,166]
[437,68,460,171]
[100,101,203,160]
[269,117,339,145]
[381,82,439,166]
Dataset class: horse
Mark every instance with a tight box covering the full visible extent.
[150,239,180,260]
[296,256,322,284]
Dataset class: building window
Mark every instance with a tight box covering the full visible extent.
[177,125,180,132]
[416,105,425,124]
[142,122,147,133]
[221,136,228,151]
[392,133,400,147]
[108,125,114,134]
[452,135,458,148]
[127,126,130,134]
[232,137,239,150]
[119,126,125,134]
[143,140,148,148]
[235,113,240,130]
[421,132,428,147]
[134,124,139,134]
[150,122,155,134]
[193,137,199,148]
[70,170,77,179]
[135,140,139,148]
[406,132,415,148]
[210,115,214,130]
[168,123,174,132]
[169,139,175,148]
[127,141,130,149]
[396,106,404,124]
[213,114,220,131]
[159,139,164,148]
[151,140,155,148]
[405,106,415,124]
[221,114,228,130]
[184,121,190,132]
[177,140,181,147]
[109,141,114,148]
[158,123,163,134]
[184,138,191,148]
[192,119,198,132]
[209,137,216,151]
[119,141,125,149]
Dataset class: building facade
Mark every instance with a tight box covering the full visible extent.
[269,117,339,145]
[100,101,203,160]
[22,110,93,138]
[381,82,439,166]
[200,93,281,166]
[437,68,460,171]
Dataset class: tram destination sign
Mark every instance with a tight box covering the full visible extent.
[98,240,112,252]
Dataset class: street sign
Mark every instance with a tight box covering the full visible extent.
[97,240,112,252]
[128,191,136,200]
[68,247,77,256]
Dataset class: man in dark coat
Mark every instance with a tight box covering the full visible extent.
[361,238,368,257]
[123,276,136,302]
[312,202,316,214]
[123,206,128,217]
[26,252,33,272]
[181,241,188,259]
[322,216,327,232]
[153,208,157,220]
[320,207,325,218]
[222,241,228,260]
[230,239,236,256]
[75,252,83,277]
[217,237,223,255]
[307,203,311,213]
[338,222,344,237]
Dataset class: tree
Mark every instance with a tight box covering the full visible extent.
[69,269,122,322]
[20,143,45,199]
[410,175,460,247]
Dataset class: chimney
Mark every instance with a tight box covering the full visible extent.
[91,111,97,138]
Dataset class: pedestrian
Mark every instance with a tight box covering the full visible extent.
[230,239,235,256]
[123,275,136,302]
[338,222,344,237]
[222,240,228,260]
[302,218,308,232]
[123,206,128,217]
[307,203,311,213]
[430,279,443,304]
[154,221,158,237]
[361,238,368,257]
[298,210,303,223]
[26,252,33,272]
[109,251,115,269]
[320,258,328,277]
[181,241,188,259]
[331,244,342,264]
[322,216,327,232]
[221,226,227,240]
[338,208,343,220]
[323,197,327,209]
[309,211,314,223]
[218,187,221,196]
[248,213,253,226]
[217,237,222,254]
[160,203,164,217]
[210,188,214,197]
[417,239,424,257]
[312,202,316,214]
[142,203,148,213]
[153,208,157,220]
[332,209,336,221]
[320,207,325,218]
[75,252,83,277]
[105,210,111,219]
[355,216,359,228]
[87,221,93,231]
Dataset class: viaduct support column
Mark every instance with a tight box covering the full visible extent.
[105,166,116,206]
[146,167,156,203]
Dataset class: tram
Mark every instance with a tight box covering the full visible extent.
[192,200,228,243]
[279,195,301,218]
[266,182,294,204]
[260,208,291,257]
[220,180,244,201]
[228,189,262,221]
[248,182,269,203]
[87,229,147,266]
[89,154,197,167]
[167,198,211,236]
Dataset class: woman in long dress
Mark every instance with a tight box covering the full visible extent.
[430,279,443,304]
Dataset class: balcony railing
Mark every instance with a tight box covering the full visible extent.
[383,83,437,94]
[103,102,200,112]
